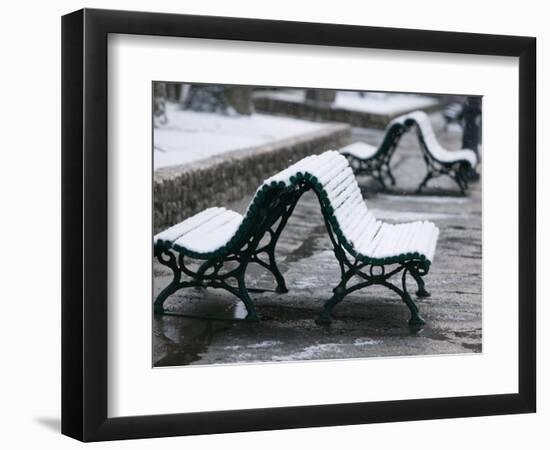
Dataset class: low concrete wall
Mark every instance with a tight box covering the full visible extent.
[254,96,442,129]
[154,123,351,232]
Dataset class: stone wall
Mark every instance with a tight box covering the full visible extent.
[154,123,351,232]
[254,96,441,129]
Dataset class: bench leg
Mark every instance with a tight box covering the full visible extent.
[154,249,182,314]
[315,285,346,324]
[401,269,426,327]
[416,171,433,193]
[236,274,260,322]
[375,171,388,190]
[401,293,426,327]
[251,192,305,294]
[420,161,471,196]
[155,248,261,321]
[267,250,288,293]
[410,269,431,298]
[385,165,396,186]
[312,256,428,327]
[154,281,179,314]
[250,250,288,293]
[453,169,468,195]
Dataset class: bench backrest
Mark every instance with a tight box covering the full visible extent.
[372,118,410,159]
[339,116,410,163]
[263,151,380,261]
[400,110,477,167]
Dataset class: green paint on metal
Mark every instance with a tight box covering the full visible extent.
[341,121,408,190]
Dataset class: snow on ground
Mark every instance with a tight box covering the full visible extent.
[333,91,438,114]
[255,89,439,115]
[154,103,325,169]
[255,89,305,103]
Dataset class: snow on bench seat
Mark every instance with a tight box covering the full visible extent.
[336,113,413,190]
[351,220,439,262]
[339,142,378,160]
[314,158,439,264]
[402,110,477,167]
[338,111,412,161]
[154,207,243,256]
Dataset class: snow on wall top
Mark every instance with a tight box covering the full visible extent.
[154,104,325,169]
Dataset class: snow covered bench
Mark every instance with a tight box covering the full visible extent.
[339,115,412,189]
[400,110,478,194]
[154,182,306,321]
[154,150,439,326]
[279,151,439,326]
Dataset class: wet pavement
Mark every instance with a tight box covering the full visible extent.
[153,114,482,367]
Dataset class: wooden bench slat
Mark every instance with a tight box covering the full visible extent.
[333,196,368,238]
[314,157,350,186]
[325,172,357,204]
[172,210,242,253]
[323,166,355,193]
[342,208,370,242]
[350,219,381,252]
[154,207,227,247]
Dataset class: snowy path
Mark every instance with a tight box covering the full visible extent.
[153,112,482,366]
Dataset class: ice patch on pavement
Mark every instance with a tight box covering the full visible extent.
[272,340,382,361]
[293,276,326,289]
[354,338,382,346]
[248,340,282,349]
[223,340,282,351]
[272,343,345,361]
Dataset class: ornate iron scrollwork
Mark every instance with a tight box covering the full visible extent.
[154,184,307,321]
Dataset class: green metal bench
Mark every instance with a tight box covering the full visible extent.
[154,150,439,326]
[154,183,306,321]
[401,110,478,194]
[281,151,439,326]
[339,114,412,189]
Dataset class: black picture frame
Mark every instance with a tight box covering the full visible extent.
[62,8,536,442]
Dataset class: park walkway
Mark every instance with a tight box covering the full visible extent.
[153,112,482,366]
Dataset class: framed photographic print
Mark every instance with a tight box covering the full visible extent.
[62,8,536,442]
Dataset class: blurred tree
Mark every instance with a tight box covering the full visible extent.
[153,82,167,127]
[305,89,336,107]
[182,85,253,115]
[165,83,183,102]
[225,86,254,115]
